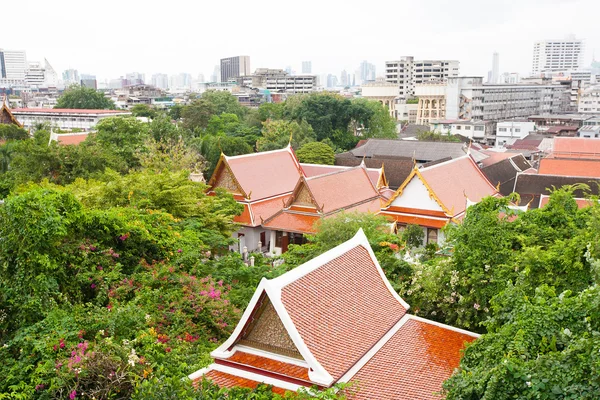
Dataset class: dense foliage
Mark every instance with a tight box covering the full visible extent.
[55,85,116,110]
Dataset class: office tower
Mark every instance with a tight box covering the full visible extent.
[80,74,97,89]
[25,62,46,87]
[357,61,376,85]
[44,58,58,87]
[532,35,584,75]
[491,52,499,84]
[384,56,460,98]
[170,73,192,89]
[0,49,27,80]
[285,65,292,74]
[126,72,145,85]
[220,56,250,82]
[340,70,348,87]
[326,74,338,88]
[62,69,80,86]
[197,73,205,83]
[302,61,312,74]
[151,73,169,89]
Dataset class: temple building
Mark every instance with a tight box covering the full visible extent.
[207,146,389,255]
[0,97,23,127]
[189,230,478,398]
[380,155,500,245]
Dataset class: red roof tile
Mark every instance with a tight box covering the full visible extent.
[539,195,595,209]
[304,167,380,214]
[224,147,303,201]
[552,137,600,160]
[281,245,408,381]
[225,351,310,382]
[55,133,89,145]
[479,151,517,167]
[200,369,288,395]
[538,158,600,178]
[419,157,498,216]
[347,317,476,400]
[250,195,290,226]
[262,211,320,233]
[300,163,383,188]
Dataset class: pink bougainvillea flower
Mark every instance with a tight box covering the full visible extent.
[177,249,182,253]
[90,283,96,289]
[97,265,103,270]
[69,390,76,399]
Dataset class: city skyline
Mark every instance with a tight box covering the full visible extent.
[3,0,600,83]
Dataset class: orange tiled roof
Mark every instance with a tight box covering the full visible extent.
[380,210,449,229]
[300,163,384,188]
[223,147,303,201]
[281,245,408,381]
[262,211,320,233]
[304,167,380,214]
[539,195,595,209]
[538,158,600,178]
[226,351,310,382]
[233,204,253,226]
[346,317,477,400]
[552,137,600,160]
[55,133,89,145]
[419,156,498,217]
[200,369,288,395]
[234,195,291,227]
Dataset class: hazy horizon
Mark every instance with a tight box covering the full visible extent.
[4,0,599,82]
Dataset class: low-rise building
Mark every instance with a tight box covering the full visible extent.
[12,108,131,130]
[385,56,460,99]
[578,86,600,114]
[241,69,317,94]
[495,120,536,148]
[360,80,398,118]
[429,119,494,142]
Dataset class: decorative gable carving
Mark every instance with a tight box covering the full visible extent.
[293,183,316,208]
[214,165,244,195]
[238,296,302,359]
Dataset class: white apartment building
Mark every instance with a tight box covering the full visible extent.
[532,36,584,75]
[361,80,399,118]
[413,81,447,125]
[578,86,600,113]
[430,119,492,141]
[25,62,46,88]
[0,49,27,80]
[385,57,459,99]
[495,120,536,148]
[241,69,316,94]
[12,108,131,131]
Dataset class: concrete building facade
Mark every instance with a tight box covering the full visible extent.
[220,56,250,82]
[0,49,27,80]
[495,120,536,148]
[578,86,600,113]
[12,108,131,130]
[241,69,316,94]
[385,57,459,99]
[532,36,584,75]
[361,80,399,118]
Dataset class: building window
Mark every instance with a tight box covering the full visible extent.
[427,228,438,244]
[515,128,521,132]
[499,128,507,132]
[456,126,462,130]
[465,126,471,130]
[275,231,283,248]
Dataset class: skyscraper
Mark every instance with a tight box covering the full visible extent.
[532,36,584,75]
[220,56,250,82]
[62,69,80,86]
[211,65,220,83]
[151,73,169,89]
[491,52,499,84]
[302,61,312,74]
[44,58,58,87]
[126,72,145,85]
[0,49,27,80]
[357,61,376,85]
[340,70,348,87]
[80,74,97,89]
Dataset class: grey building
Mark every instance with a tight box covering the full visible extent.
[241,69,316,94]
[220,56,250,82]
[385,56,460,99]
[302,61,312,74]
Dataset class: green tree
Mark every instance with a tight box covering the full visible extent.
[291,93,352,145]
[201,90,246,118]
[55,85,115,109]
[401,224,425,249]
[0,124,29,141]
[168,104,184,120]
[257,119,316,151]
[181,99,216,131]
[258,102,285,121]
[444,284,600,400]
[89,116,150,169]
[416,130,461,142]
[192,135,253,179]
[295,141,335,165]
[356,98,397,139]
[130,104,157,119]
[205,113,241,136]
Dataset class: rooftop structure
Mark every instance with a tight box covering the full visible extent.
[0,98,23,127]
[11,108,131,131]
[538,137,600,177]
[481,153,532,196]
[191,230,478,398]
[513,173,600,208]
[380,156,499,244]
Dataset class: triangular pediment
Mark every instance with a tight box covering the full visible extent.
[236,293,303,359]
[291,182,317,209]
[389,174,445,212]
[212,161,245,196]
[0,104,23,127]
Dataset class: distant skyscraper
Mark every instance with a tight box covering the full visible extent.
[220,56,250,82]
[532,35,584,75]
[126,72,145,85]
[0,49,27,80]
[357,61,376,85]
[80,74,97,89]
[170,73,192,89]
[211,65,220,82]
[340,70,348,87]
[285,65,292,75]
[151,73,169,89]
[44,58,58,87]
[197,73,205,83]
[62,69,80,86]
[302,61,312,74]
[25,62,45,87]
[326,74,338,88]
[490,52,500,84]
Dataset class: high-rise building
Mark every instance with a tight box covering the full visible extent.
[25,62,46,87]
[62,69,80,86]
[490,52,499,84]
[532,36,584,75]
[0,49,27,80]
[357,61,376,85]
[241,68,317,94]
[326,74,338,88]
[169,73,192,89]
[126,72,145,85]
[80,74,97,89]
[302,61,312,74]
[340,70,349,87]
[44,59,58,87]
[220,56,250,82]
[211,65,220,83]
[151,73,169,89]
[384,56,460,99]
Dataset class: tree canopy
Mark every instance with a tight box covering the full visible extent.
[295,141,335,165]
[55,85,115,110]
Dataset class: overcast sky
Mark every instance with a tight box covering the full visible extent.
[3,0,599,81]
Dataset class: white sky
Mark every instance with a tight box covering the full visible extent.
[3,0,599,81]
